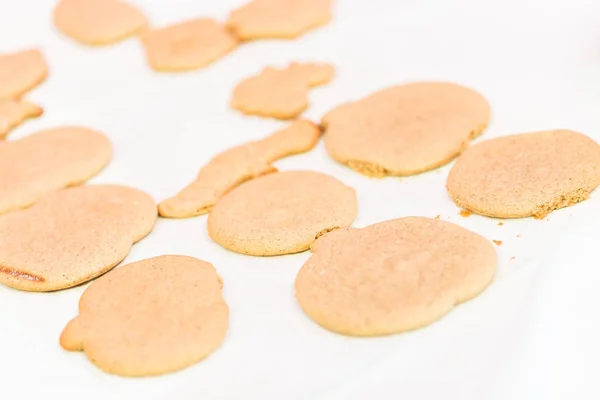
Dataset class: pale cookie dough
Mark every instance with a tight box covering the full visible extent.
[447,129,600,219]
[231,62,334,119]
[0,126,111,215]
[322,81,491,177]
[0,49,48,100]
[0,185,157,292]
[60,255,228,377]
[53,0,148,45]
[0,99,43,139]
[295,217,497,336]
[142,18,238,72]
[208,170,357,256]
[227,0,334,40]
[159,120,321,218]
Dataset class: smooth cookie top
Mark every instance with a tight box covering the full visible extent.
[0,49,48,100]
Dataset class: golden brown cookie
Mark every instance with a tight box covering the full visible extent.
[207,170,357,256]
[142,18,238,72]
[295,217,497,336]
[159,120,321,218]
[0,185,157,292]
[446,129,600,219]
[0,126,111,215]
[231,62,334,119]
[0,99,43,139]
[322,81,491,177]
[53,0,148,45]
[227,0,334,40]
[60,255,228,377]
[0,49,48,100]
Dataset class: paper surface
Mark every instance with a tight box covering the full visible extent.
[1,0,600,399]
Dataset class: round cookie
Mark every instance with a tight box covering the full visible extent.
[446,129,600,219]
[295,217,497,336]
[0,49,48,100]
[207,170,357,256]
[322,81,491,177]
[60,255,229,377]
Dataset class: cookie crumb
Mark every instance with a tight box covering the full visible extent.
[434,214,440,219]
[492,240,502,246]
[516,234,521,238]
[459,210,472,217]
[497,222,503,226]
[510,256,515,261]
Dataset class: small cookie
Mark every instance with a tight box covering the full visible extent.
[60,255,228,377]
[0,126,111,215]
[0,99,43,139]
[159,120,321,218]
[0,49,48,100]
[231,62,334,119]
[53,0,147,45]
[0,184,157,292]
[295,217,497,336]
[322,81,491,177]
[447,129,600,219]
[208,170,357,256]
[227,0,334,40]
[142,18,238,72]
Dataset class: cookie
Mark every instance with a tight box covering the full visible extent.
[227,0,334,40]
[295,217,497,336]
[53,0,147,45]
[0,184,157,292]
[159,120,321,218]
[142,18,238,72]
[322,81,491,177]
[208,170,357,256]
[60,255,228,377]
[0,49,48,100]
[0,99,43,139]
[231,62,334,119]
[447,129,600,219]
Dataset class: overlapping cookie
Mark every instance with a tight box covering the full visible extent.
[0,184,157,292]
[0,100,43,139]
[0,49,48,100]
[159,120,321,218]
[60,255,228,377]
[0,126,111,215]
[295,217,497,336]
[447,129,600,219]
[322,81,491,177]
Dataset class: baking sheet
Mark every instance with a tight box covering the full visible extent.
[2,0,600,399]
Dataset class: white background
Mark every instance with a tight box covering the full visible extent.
[1,0,600,399]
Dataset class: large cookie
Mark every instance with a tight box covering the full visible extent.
[0,126,111,215]
[447,129,600,219]
[159,120,321,218]
[295,217,497,336]
[207,170,357,256]
[60,255,228,377]
[0,184,157,292]
[0,49,48,100]
[322,82,491,177]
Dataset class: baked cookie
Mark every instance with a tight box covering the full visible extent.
[60,255,228,377]
[322,81,491,177]
[159,119,321,218]
[0,185,157,292]
[231,62,334,119]
[447,129,600,219]
[0,99,43,139]
[0,49,48,100]
[0,126,111,215]
[208,170,356,256]
[227,0,334,40]
[295,217,497,336]
[142,18,238,72]
[53,0,147,45]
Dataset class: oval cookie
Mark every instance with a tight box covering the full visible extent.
[447,129,600,219]
[0,184,157,292]
[322,82,491,177]
[53,0,147,45]
[60,255,228,377]
[295,217,497,336]
[207,170,357,256]
[0,126,111,215]
[0,49,48,100]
